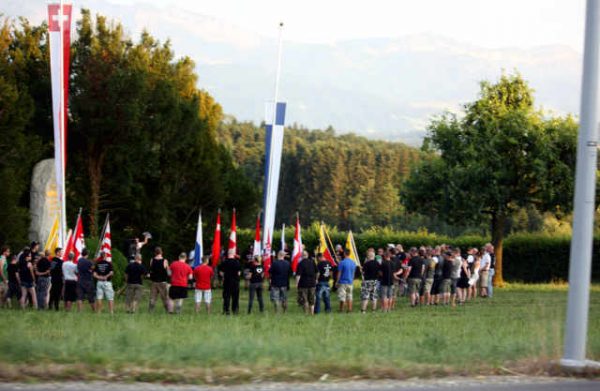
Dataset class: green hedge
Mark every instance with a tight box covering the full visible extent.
[84,239,128,289]
[231,227,599,283]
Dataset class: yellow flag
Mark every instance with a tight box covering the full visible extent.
[44,215,60,255]
[345,230,360,266]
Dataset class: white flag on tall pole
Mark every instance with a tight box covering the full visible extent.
[48,1,72,247]
[193,211,203,268]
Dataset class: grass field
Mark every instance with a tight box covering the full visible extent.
[0,283,598,383]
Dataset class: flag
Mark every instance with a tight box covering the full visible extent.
[100,216,112,262]
[211,210,222,268]
[44,216,60,255]
[253,213,261,257]
[63,211,84,263]
[318,224,336,266]
[263,231,272,278]
[193,211,203,268]
[291,215,302,273]
[48,2,72,247]
[228,208,237,255]
[345,230,360,266]
[262,101,287,248]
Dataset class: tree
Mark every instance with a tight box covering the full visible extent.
[402,73,578,285]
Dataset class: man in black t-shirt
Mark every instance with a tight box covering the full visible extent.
[295,251,317,315]
[360,250,380,313]
[245,256,264,313]
[379,252,395,312]
[49,248,63,311]
[76,249,96,311]
[35,250,52,310]
[125,254,147,313]
[94,253,114,314]
[219,249,241,315]
[405,248,425,307]
[315,253,332,314]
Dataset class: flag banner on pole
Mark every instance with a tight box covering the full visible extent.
[345,230,360,266]
[253,213,261,257]
[48,2,72,247]
[318,224,336,266]
[263,231,272,278]
[291,215,302,273]
[63,211,84,263]
[262,101,287,248]
[44,216,60,255]
[100,216,112,262]
[193,211,203,268]
[211,210,222,268]
[94,214,108,260]
[228,209,237,255]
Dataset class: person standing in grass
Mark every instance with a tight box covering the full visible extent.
[125,254,146,313]
[479,245,491,298]
[94,252,114,314]
[62,252,78,311]
[245,255,265,314]
[431,247,443,305]
[336,248,356,313]
[467,248,480,301]
[5,255,20,308]
[0,246,9,307]
[49,248,63,311]
[193,256,214,314]
[450,248,463,307]
[269,251,290,313]
[405,248,425,307]
[315,253,332,314]
[360,250,379,313]
[440,251,454,305]
[378,251,395,312]
[421,248,436,305]
[219,249,241,315]
[76,249,96,312]
[486,243,496,298]
[148,247,169,312]
[19,251,37,310]
[35,250,52,309]
[457,257,471,305]
[168,253,193,314]
[296,251,317,315]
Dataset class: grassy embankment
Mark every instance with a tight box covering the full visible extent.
[0,283,598,383]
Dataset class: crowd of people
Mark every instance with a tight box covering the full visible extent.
[0,240,496,315]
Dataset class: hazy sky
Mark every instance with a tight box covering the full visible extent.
[112,0,585,50]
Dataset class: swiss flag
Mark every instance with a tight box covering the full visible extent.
[291,215,302,273]
[63,212,84,263]
[228,208,237,255]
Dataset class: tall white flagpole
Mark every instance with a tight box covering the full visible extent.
[561,0,600,370]
[58,0,67,247]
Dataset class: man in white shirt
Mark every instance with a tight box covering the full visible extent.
[62,252,78,311]
[479,244,492,298]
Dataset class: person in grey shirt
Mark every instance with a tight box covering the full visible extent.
[450,248,463,307]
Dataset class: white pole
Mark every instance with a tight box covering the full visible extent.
[561,0,600,369]
[58,0,67,248]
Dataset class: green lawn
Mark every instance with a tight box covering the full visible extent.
[0,283,598,383]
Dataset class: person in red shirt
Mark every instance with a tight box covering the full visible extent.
[193,256,214,314]
[168,253,192,314]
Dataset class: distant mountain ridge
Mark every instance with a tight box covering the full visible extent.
[4,0,582,146]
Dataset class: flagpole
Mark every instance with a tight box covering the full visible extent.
[323,222,340,264]
[561,0,600,370]
[58,0,67,248]
[95,213,108,260]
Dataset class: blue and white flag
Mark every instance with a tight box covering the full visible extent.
[193,211,203,268]
[262,101,286,247]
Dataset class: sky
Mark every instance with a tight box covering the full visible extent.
[111,0,585,50]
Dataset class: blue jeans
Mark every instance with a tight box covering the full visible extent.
[488,269,495,298]
[314,281,331,314]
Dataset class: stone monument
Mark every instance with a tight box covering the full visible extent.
[29,158,59,245]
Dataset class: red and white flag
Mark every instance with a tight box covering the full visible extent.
[63,212,85,263]
[48,2,72,247]
[100,218,112,262]
[211,210,222,268]
[291,215,303,273]
[263,231,272,278]
[253,213,261,257]
[228,208,237,255]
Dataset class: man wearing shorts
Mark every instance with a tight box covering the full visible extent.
[168,253,192,314]
[360,250,379,313]
[479,246,491,298]
[76,249,96,312]
[94,252,114,314]
[193,257,214,314]
[148,247,169,312]
[125,254,147,313]
[379,251,395,312]
[405,248,425,307]
[62,252,78,311]
[295,251,317,315]
[336,249,356,313]
[269,251,290,313]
